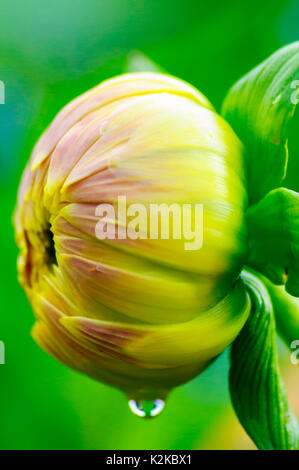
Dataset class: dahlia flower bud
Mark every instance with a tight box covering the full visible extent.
[14,73,250,410]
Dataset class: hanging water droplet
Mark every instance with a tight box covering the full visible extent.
[128,399,165,418]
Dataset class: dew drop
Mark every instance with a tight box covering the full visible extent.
[128,399,165,418]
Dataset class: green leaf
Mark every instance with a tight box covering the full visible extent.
[229,268,299,450]
[125,50,164,74]
[258,274,299,349]
[222,42,299,204]
[246,187,299,296]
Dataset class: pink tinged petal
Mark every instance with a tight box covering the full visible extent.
[59,316,164,369]
[60,94,227,191]
[33,317,203,397]
[30,73,213,172]
[44,101,126,199]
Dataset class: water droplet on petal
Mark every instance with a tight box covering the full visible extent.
[128,399,165,418]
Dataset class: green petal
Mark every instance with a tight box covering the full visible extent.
[125,50,163,74]
[229,268,299,450]
[246,187,299,296]
[257,273,299,349]
[222,42,299,204]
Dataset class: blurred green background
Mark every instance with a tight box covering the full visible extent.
[0,0,298,450]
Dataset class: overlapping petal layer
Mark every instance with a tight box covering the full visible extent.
[14,73,249,399]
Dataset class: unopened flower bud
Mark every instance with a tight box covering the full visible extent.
[14,73,249,404]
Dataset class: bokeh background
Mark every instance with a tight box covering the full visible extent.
[0,0,298,450]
